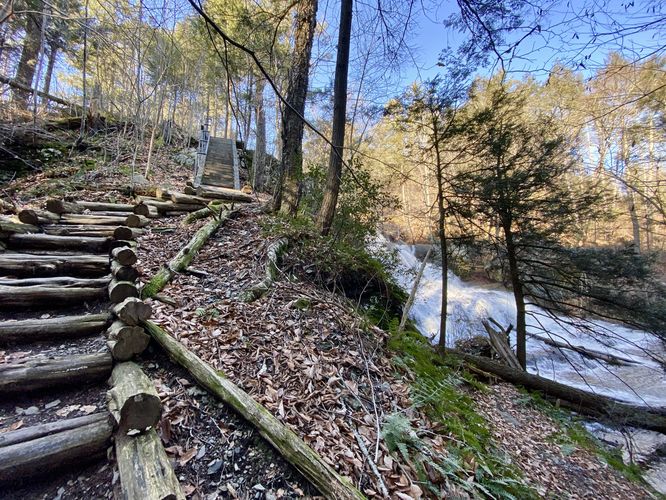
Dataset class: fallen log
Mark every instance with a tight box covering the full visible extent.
[114,226,142,240]
[46,199,135,214]
[0,413,111,447]
[109,280,138,303]
[108,362,161,432]
[75,201,135,212]
[124,214,150,228]
[107,321,150,361]
[18,209,60,226]
[132,203,159,218]
[77,210,134,218]
[144,321,364,499]
[142,212,230,298]
[0,414,113,483]
[0,313,111,344]
[115,428,184,500]
[528,333,639,366]
[169,192,209,206]
[0,351,112,394]
[135,197,203,213]
[8,233,113,252]
[60,214,129,226]
[0,252,109,277]
[112,298,152,326]
[111,246,137,266]
[0,276,110,287]
[195,185,253,203]
[449,349,666,433]
[111,261,138,282]
[0,219,38,236]
[240,238,288,302]
[182,202,225,225]
[0,284,107,308]
[42,224,117,237]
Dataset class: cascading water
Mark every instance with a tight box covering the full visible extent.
[385,239,666,491]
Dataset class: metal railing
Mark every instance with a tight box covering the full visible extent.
[193,122,210,187]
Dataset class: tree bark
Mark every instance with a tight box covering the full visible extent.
[0,414,113,483]
[13,2,44,108]
[60,214,129,226]
[0,352,112,394]
[144,320,364,499]
[124,214,150,228]
[115,428,184,500]
[275,0,318,214]
[111,261,138,282]
[0,313,110,344]
[503,221,527,369]
[0,413,111,447]
[253,78,267,191]
[316,0,352,235]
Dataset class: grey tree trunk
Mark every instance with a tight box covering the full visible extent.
[275,0,318,214]
[253,78,267,191]
[316,0,353,235]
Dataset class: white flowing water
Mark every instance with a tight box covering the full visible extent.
[386,241,666,491]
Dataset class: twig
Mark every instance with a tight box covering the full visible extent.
[352,426,390,498]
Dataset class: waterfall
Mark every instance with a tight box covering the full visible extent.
[387,239,666,407]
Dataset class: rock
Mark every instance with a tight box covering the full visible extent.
[207,459,223,475]
[24,406,40,415]
[253,484,265,491]
[45,399,61,409]
[131,174,148,185]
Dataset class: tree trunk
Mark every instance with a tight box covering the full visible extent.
[0,352,112,394]
[115,429,184,500]
[18,209,59,225]
[144,320,364,499]
[253,78,267,191]
[42,42,58,97]
[0,414,113,483]
[316,0,352,235]
[0,313,110,344]
[275,0,318,214]
[60,214,129,226]
[108,362,161,431]
[13,3,44,107]
[46,199,135,214]
[503,222,527,369]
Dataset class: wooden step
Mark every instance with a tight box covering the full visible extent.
[0,313,111,345]
[0,351,113,394]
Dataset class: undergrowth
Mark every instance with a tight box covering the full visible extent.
[387,326,537,499]
[261,214,406,321]
[515,390,647,485]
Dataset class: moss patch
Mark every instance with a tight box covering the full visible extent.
[388,325,536,498]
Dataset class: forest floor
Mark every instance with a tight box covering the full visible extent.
[0,129,659,498]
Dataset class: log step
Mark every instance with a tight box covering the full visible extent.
[7,233,113,253]
[0,351,112,394]
[0,284,107,309]
[0,413,114,483]
[0,252,110,277]
[0,313,111,345]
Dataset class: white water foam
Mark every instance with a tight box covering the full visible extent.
[387,240,666,407]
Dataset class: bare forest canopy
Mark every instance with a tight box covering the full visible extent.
[1,1,666,367]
